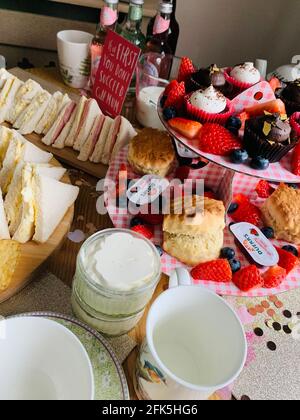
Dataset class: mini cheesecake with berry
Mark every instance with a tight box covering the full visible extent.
[243,113,297,163]
[185,85,233,125]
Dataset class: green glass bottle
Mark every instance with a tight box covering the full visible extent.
[119,0,146,51]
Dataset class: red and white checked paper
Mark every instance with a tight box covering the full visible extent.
[105,146,300,297]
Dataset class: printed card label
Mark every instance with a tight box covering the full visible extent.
[127,175,169,206]
[175,140,199,158]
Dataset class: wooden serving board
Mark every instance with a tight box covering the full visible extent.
[9,67,108,179]
[0,158,74,304]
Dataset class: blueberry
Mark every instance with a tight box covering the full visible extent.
[226,116,242,130]
[229,259,242,273]
[288,184,299,190]
[250,156,270,170]
[155,245,164,257]
[261,227,275,239]
[282,245,299,257]
[163,106,177,121]
[130,217,144,228]
[230,149,249,164]
[227,126,239,136]
[228,203,238,214]
[221,247,235,260]
[160,95,167,108]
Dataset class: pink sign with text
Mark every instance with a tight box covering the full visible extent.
[92,30,141,118]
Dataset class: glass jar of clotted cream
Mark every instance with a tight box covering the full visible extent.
[71,229,161,336]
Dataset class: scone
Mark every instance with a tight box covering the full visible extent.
[0,240,20,292]
[128,128,176,177]
[163,195,225,266]
[261,183,300,244]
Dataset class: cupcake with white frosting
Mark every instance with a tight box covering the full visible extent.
[185,85,233,125]
[224,62,261,97]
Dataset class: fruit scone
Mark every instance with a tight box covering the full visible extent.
[163,195,226,266]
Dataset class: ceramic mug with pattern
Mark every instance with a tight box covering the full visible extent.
[135,268,247,400]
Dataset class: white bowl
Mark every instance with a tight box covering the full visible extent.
[0,317,94,400]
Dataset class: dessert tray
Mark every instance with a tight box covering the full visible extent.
[158,82,300,184]
[105,146,300,297]
[12,312,129,400]
[0,157,74,304]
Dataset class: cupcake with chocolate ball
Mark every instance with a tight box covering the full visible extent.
[186,64,232,96]
[185,85,233,125]
[243,113,297,163]
[278,79,300,116]
[224,62,261,97]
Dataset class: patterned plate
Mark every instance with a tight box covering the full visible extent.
[11,312,129,400]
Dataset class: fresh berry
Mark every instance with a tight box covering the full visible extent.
[164,80,179,96]
[230,149,249,164]
[228,203,238,214]
[169,118,202,139]
[276,247,300,274]
[227,126,239,136]
[263,266,286,289]
[138,213,164,226]
[269,77,282,92]
[230,194,262,226]
[199,123,242,156]
[204,191,217,200]
[155,245,164,257]
[250,156,270,170]
[163,106,177,121]
[282,245,299,257]
[221,247,235,260]
[288,184,299,190]
[130,217,145,228]
[191,259,232,283]
[255,180,274,198]
[229,259,241,274]
[233,265,263,292]
[178,57,195,83]
[292,143,300,176]
[160,95,167,108]
[226,116,242,130]
[261,227,275,239]
[131,224,154,240]
[245,99,286,117]
[175,165,190,182]
[164,81,186,109]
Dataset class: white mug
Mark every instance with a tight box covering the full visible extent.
[57,30,93,88]
[135,268,247,400]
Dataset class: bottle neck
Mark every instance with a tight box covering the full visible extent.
[126,3,143,30]
[99,1,119,28]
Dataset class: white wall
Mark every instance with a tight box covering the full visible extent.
[176,0,300,73]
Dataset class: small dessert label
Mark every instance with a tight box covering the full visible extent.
[127,175,169,206]
[175,140,199,158]
[230,222,279,267]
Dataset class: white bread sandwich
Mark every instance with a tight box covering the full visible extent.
[5,162,66,238]
[89,116,113,163]
[77,114,105,161]
[6,79,42,124]
[0,68,13,90]
[0,132,53,194]
[64,96,87,147]
[42,100,76,146]
[36,92,71,135]
[0,77,23,124]
[0,187,10,239]
[52,106,76,149]
[73,98,101,151]
[0,126,14,166]
[101,116,137,164]
[33,175,79,243]
[14,90,52,135]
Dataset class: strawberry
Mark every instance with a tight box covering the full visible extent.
[233,265,263,292]
[131,224,154,240]
[204,191,217,200]
[263,266,286,289]
[165,81,186,109]
[169,118,202,139]
[191,259,232,283]
[275,247,300,274]
[175,165,191,182]
[230,194,262,226]
[198,123,242,156]
[137,213,164,226]
[255,180,274,198]
[292,143,300,176]
[165,80,179,96]
[269,77,282,92]
[178,57,195,83]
